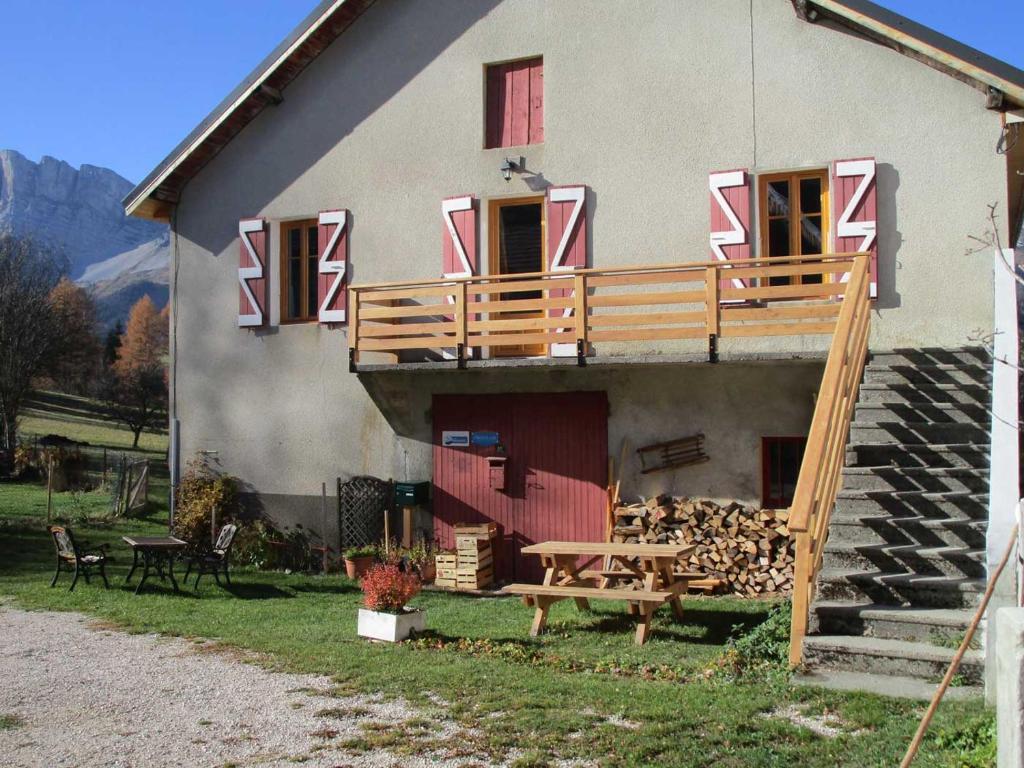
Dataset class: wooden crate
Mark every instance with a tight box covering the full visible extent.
[456,536,491,551]
[435,576,457,588]
[435,552,458,568]
[457,551,493,570]
[453,522,498,540]
[456,566,494,589]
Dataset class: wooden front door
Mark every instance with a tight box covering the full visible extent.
[432,392,609,582]
[489,197,546,357]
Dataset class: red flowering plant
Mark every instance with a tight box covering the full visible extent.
[360,563,422,613]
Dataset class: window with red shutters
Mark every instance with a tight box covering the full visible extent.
[485,57,543,149]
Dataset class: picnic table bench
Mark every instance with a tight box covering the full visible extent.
[503,541,697,645]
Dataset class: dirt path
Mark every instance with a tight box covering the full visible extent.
[0,607,500,768]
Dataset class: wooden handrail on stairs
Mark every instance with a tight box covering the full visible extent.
[788,254,872,667]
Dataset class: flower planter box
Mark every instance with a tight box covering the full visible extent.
[357,608,425,642]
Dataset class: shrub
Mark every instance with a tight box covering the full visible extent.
[173,457,242,550]
[360,563,421,613]
[231,519,276,568]
[714,601,792,678]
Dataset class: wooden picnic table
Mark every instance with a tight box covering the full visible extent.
[123,536,188,595]
[503,541,697,645]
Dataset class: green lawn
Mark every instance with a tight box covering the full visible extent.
[0,491,995,768]
[0,394,995,767]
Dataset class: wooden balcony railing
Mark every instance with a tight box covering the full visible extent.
[788,254,871,666]
[348,254,868,368]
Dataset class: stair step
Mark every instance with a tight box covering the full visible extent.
[857,383,990,406]
[835,490,989,520]
[864,364,991,387]
[809,601,976,642]
[816,569,986,608]
[868,349,991,367]
[849,421,989,445]
[840,466,988,493]
[854,401,989,425]
[802,634,984,684]
[845,443,989,469]
[827,515,986,548]
[793,669,983,700]
[821,544,986,579]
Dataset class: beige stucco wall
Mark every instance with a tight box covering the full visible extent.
[171,0,1005,515]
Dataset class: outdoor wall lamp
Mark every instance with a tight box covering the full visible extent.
[500,156,524,182]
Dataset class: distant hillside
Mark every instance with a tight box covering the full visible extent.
[0,149,168,326]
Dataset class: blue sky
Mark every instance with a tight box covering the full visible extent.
[2,1,1022,184]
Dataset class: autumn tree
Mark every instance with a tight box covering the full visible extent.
[43,277,102,394]
[102,295,169,448]
[0,236,66,469]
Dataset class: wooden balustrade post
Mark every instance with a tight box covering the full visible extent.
[789,529,812,666]
[574,274,588,365]
[455,281,467,367]
[705,267,719,362]
[348,288,360,372]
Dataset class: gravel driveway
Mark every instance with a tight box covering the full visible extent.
[0,607,503,768]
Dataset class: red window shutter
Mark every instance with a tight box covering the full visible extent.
[238,218,267,327]
[485,57,543,149]
[832,157,878,298]
[441,195,477,359]
[546,185,587,357]
[317,209,348,324]
[709,170,752,292]
[442,195,477,279]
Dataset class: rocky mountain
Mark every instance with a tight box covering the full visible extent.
[0,149,168,326]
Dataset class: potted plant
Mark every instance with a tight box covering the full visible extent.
[407,539,436,583]
[343,545,377,579]
[357,563,424,642]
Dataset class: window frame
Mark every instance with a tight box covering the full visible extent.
[757,169,830,285]
[761,435,809,509]
[487,195,547,357]
[278,219,320,324]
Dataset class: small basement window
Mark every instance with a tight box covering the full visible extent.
[280,220,319,323]
[758,170,829,286]
[485,57,543,149]
[761,436,808,508]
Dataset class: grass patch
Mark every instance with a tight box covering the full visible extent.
[0,713,25,730]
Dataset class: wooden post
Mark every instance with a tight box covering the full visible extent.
[705,266,720,336]
[348,288,360,370]
[455,281,468,362]
[574,273,588,349]
[788,530,812,667]
[45,455,54,524]
[321,482,329,572]
[402,506,414,548]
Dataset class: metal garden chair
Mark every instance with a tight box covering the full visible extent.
[48,525,110,591]
[183,523,238,590]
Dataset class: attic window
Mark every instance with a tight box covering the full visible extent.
[485,57,543,149]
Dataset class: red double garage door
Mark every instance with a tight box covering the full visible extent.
[433,392,609,582]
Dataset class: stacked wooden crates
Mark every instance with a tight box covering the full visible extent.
[434,522,497,590]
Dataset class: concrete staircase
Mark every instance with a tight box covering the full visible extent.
[797,348,991,698]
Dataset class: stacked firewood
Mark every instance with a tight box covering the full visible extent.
[613,495,794,596]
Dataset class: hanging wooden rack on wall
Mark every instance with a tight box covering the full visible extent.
[636,433,709,475]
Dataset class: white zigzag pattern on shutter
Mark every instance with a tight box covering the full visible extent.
[835,159,877,298]
[549,186,585,358]
[238,218,264,328]
[318,209,347,323]
[709,170,748,291]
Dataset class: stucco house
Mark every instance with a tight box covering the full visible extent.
[125,0,1023,696]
